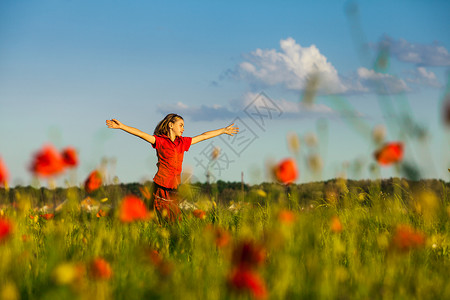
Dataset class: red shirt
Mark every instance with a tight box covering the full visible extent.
[152,135,192,189]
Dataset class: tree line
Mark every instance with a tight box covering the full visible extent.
[0,178,448,210]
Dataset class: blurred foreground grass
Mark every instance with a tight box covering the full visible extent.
[0,178,449,300]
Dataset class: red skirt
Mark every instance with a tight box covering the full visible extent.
[151,183,181,222]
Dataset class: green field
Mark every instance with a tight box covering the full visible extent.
[0,178,449,300]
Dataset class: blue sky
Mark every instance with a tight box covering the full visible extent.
[0,0,449,187]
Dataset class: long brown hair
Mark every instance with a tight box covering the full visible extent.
[154,113,183,136]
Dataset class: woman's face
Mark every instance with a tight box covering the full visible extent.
[170,118,184,137]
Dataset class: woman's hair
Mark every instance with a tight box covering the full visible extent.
[154,113,183,136]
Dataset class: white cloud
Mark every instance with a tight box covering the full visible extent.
[175,101,188,109]
[416,67,435,80]
[227,36,445,98]
[243,92,335,116]
[405,67,441,88]
[238,37,348,94]
[356,67,410,94]
[377,36,450,66]
[158,92,338,122]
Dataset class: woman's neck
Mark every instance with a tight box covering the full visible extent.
[168,132,176,142]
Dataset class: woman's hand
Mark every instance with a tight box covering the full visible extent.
[106,119,123,129]
[224,123,239,136]
[106,119,156,144]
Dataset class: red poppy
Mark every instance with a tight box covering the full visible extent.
[61,147,78,168]
[84,170,102,194]
[192,209,206,220]
[90,257,112,280]
[374,142,404,166]
[228,267,267,299]
[278,210,296,224]
[232,240,266,269]
[96,209,107,218]
[214,227,231,248]
[148,249,163,266]
[119,195,151,223]
[0,157,9,186]
[330,216,343,233]
[274,158,298,184]
[146,249,173,277]
[30,144,65,177]
[390,225,426,252]
[0,218,13,242]
[74,263,87,283]
[40,213,55,220]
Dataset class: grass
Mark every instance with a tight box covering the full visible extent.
[0,179,449,300]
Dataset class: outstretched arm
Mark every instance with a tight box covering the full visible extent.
[106,119,156,145]
[191,123,239,145]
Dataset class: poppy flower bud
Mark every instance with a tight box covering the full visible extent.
[84,170,102,194]
[374,142,404,166]
[119,195,151,223]
[274,158,298,184]
[61,147,78,167]
[90,257,112,280]
[30,144,65,177]
[0,157,8,187]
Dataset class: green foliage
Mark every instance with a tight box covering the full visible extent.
[0,178,449,299]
